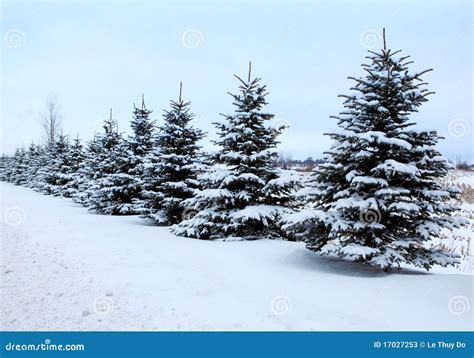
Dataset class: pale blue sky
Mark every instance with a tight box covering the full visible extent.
[1,0,472,162]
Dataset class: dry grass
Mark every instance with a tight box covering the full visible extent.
[459,185,474,204]
[434,170,474,272]
[439,170,474,203]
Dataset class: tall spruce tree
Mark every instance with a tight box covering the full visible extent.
[141,83,205,225]
[72,136,101,207]
[88,110,139,215]
[283,30,467,270]
[127,95,156,212]
[128,94,155,158]
[172,64,299,240]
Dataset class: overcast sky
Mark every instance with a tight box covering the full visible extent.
[1,0,472,162]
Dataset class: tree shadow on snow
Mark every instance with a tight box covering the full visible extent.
[132,217,158,227]
[285,248,430,278]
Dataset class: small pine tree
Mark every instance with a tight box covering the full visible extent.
[283,30,467,270]
[36,133,72,196]
[30,145,50,190]
[0,154,11,182]
[34,142,54,193]
[62,135,85,198]
[10,147,29,186]
[23,143,41,187]
[172,64,299,240]
[141,83,205,225]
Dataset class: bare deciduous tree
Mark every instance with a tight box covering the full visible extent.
[41,96,63,146]
[277,151,293,170]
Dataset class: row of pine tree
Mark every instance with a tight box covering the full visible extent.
[1,35,467,271]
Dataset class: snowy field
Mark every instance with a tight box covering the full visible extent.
[1,181,472,331]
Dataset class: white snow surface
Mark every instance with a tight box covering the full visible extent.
[0,182,472,331]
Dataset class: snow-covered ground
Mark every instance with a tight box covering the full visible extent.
[0,182,472,331]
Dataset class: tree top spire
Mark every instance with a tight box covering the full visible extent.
[383,28,387,50]
[141,94,146,109]
[179,82,183,103]
[248,61,252,82]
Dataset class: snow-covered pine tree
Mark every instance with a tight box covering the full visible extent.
[128,95,155,159]
[33,142,54,193]
[62,135,85,198]
[72,136,101,207]
[36,133,72,196]
[283,30,467,270]
[127,95,156,212]
[24,143,42,188]
[0,154,11,182]
[141,83,205,225]
[9,147,29,186]
[29,144,50,190]
[172,64,299,240]
[88,110,139,215]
